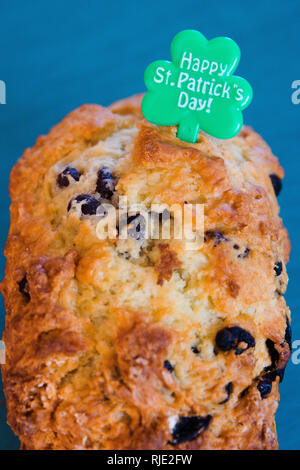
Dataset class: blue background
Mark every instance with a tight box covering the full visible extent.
[0,0,299,450]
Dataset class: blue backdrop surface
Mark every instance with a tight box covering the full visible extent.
[0,0,299,450]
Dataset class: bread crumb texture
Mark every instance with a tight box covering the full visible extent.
[0,94,291,449]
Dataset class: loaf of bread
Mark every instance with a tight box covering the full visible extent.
[0,94,291,450]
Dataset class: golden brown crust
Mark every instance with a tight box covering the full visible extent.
[1,94,290,449]
[155,243,182,286]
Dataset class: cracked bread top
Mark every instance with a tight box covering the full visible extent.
[1,93,290,449]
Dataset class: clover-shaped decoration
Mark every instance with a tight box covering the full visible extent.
[141,30,253,142]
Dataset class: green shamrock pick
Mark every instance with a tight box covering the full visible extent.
[141,30,253,142]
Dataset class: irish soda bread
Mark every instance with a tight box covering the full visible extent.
[1,94,291,450]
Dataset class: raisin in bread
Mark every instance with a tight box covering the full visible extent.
[0,94,291,450]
